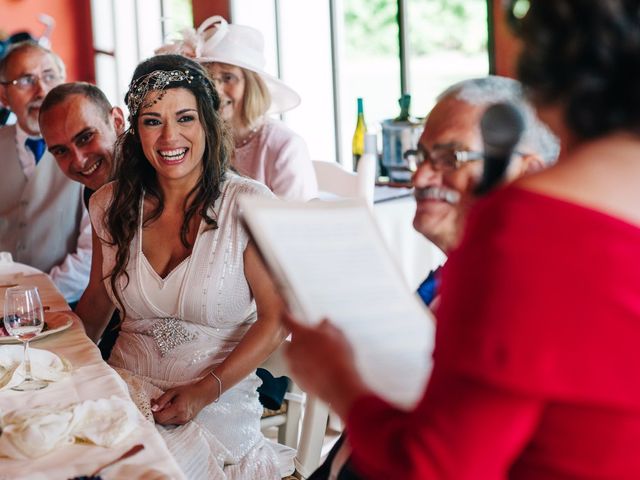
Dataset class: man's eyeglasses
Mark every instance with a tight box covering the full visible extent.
[404,145,484,172]
[209,72,242,88]
[1,72,61,90]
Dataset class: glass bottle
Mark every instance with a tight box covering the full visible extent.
[352,98,367,171]
[395,93,411,122]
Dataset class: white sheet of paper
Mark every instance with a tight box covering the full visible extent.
[240,197,434,408]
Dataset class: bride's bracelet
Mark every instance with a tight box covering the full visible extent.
[209,370,222,403]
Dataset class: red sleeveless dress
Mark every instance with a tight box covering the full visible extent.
[347,186,640,479]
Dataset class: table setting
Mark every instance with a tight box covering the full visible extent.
[0,343,70,391]
[0,254,185,479]
[0,312,73,345]
[0,252,69,314]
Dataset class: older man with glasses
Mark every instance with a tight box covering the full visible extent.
[410,76,559,266]
[306,75,559,480]
[0,41,90,305]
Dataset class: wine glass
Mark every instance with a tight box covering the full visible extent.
[3,286,47,391]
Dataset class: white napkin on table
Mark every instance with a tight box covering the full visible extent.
[0,345,69,391]
[0,251,13,264]
[72,397,140,446]
[0,396,140,459]
[0,407,75,459]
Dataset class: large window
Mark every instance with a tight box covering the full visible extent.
[91,0,193,111]
[92,0,488,165]
[407,0,489,118]
[340,1,402,164]
[233,0,488,167]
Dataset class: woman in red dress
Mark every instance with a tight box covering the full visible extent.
[284,1,640,478]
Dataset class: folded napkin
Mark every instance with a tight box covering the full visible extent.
[0,251,12,264]
[0,345,69,391]
[0,396,140,460]
[0,407,75,459]
[72,398,139,446]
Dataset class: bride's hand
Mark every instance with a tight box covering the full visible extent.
[151,378,217,425]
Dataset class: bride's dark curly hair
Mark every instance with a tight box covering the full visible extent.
[106,54,231,315]
[513,0,640,139]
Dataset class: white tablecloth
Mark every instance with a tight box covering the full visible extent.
[0,271,185,480]
[373,188,446,290]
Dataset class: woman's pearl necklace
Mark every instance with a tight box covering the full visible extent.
[235,125,260,148]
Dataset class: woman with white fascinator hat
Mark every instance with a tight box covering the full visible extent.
[157,16,318,201]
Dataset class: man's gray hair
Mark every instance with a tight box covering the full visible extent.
[0,41,66,82]
[439,75,559,165]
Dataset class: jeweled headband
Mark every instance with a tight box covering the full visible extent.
[126,69,197,116]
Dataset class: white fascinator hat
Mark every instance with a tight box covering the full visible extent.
[156,16,301,114]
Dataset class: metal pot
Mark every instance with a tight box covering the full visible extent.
[381,118,424,183]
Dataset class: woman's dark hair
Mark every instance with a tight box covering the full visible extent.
[514,0,640,139]
[106,54,231,316]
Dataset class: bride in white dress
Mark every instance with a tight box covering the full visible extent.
[76,54,289,479]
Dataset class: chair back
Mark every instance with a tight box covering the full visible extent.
[313,154,376,206]
[260,341,329,479]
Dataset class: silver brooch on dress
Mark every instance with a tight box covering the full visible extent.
[146,317,197,357]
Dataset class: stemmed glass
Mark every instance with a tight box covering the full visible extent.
[3,286,47,391]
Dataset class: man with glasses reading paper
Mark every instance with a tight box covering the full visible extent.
[301,75,559,479]
[0,41,90,304]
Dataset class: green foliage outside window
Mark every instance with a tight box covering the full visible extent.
[163,0,194,37]
[345,0,488,57]
[344,0,400,56]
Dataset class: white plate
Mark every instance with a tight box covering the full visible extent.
[0,315,73,344]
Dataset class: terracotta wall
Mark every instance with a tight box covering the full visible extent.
[191,0,230,26]
[0,0,230,83]
[0,0,94,82]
